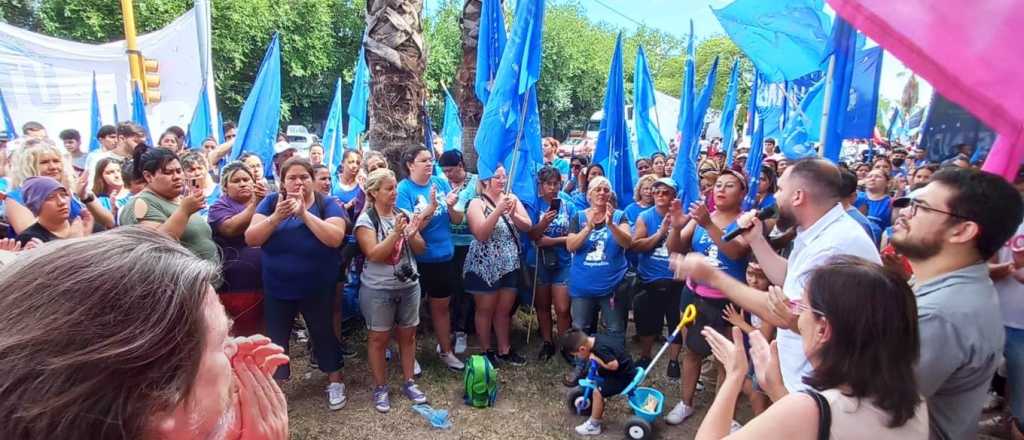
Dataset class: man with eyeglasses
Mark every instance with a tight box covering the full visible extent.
[890,167,1024,440]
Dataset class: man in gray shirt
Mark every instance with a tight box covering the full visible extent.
[890,167,1024,439]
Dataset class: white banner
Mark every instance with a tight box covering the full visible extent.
[0,8,204,143]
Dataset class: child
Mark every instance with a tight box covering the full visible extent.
[560,329,637,436]
[721,262,775,416]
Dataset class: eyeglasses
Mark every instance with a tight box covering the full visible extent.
[788,299,825,316]
[892,197,970,221]
[416,157,435,165]
[653,188,674,196]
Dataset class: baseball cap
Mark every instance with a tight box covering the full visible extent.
[652,177,677,192]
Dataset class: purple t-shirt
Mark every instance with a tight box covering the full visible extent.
[209,195,263,293]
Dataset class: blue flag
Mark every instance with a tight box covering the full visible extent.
[131,83,153,146]
[229,32,281,178]
[474,0,544,207]
[721,59,741,166]
[742,113,767,211]
[843,46,883,139]
[348,46,370,150]
[441,89,462,151]
[711,0,832,83]
[88,72,103,151]
[821,17,859,162]
[323,78,345,173]
[593,34,634,201]
[780,77,825,159]
[691,55,720,160]
[634,45,667,158]
[475,0,508,105]
[886,107,900,141]
[673,20,701,207]
[186,86,213,149]
[0,88,15,140]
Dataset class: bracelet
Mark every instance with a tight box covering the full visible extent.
[81,192,96,204]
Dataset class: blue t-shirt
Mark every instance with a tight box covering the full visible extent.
[854,192,893,232]
[636,207,673,282]
[331,183,366,242]
[548,157,570,179]
[196,185,223,220]
[623,202,649,225]
[846,206,881,246]
[450,174,479,247]
[758,194,777,211]
[570,190,589,211]
[524,192,576,268]
[396,176,454,263]
[691,221,749,284]
[255,193,346,300]
[569,209,629,297]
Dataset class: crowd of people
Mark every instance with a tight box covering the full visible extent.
[1,118,1023,440]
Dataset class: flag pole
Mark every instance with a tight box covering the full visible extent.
[818,55,836,158]
[503,91,532,196]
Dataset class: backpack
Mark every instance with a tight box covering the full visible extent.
[463,355,498,408]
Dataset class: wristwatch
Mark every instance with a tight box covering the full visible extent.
[81,192,96,204]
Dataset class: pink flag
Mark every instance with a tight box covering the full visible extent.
[827,0,1024,179]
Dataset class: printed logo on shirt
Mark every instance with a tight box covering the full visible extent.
[584,228,609,266]
[413,191,447,218]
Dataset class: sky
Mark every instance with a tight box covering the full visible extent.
[580,0,934,108]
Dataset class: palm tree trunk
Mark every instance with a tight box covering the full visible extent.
[364,0,427,173]
[455,0,483,173]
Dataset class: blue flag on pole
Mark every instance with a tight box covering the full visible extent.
[692,55,720,160]
[593,34,634,201]
[441,89,462,151]
[131,83,153,146]
[843,46,883,139]
[634,45,666,158]
[711,0,832,83]
[821,17,859,162]
[673,20,701,207]
[742,113,767,211]
[886,107,900,141]
[474,0,544,207]
[88,72,103,151]
[0,89,16,140]
[348,46,370,150]
[476,0,508,105]
[186,86,212,149]
[323,78,345,173]
[780,77,825,159]
[721,59,741,166]
[229,32,281,179]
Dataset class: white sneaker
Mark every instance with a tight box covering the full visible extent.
[730,420,743,433]
[574,418,602,436]
[665,401,694,425]
[454,332,468,354]
[326,382,347,410]
[385,347,393,361]
[439,351,465,371]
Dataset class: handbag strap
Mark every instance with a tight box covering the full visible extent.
[801,389,832,440]
[479,193,521,255]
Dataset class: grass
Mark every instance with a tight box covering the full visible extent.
[284,310,751,439]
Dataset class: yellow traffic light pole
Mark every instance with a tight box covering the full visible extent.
[120,0,146,99]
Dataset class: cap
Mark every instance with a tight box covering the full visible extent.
[22,176,67,216]
[652,177,677,192]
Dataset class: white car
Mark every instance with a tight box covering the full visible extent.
[286,125,317,154]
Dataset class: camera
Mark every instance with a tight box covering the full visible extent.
[395,263,419,283]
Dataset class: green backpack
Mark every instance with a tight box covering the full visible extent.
[463,355,498,408]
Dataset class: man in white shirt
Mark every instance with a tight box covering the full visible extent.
[672,158,880,394]
[83,125,121,189]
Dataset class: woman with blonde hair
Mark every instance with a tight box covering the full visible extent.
[623,174,659,224]
[4,139,113,234]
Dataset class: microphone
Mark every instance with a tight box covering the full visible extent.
[722,206,776,242]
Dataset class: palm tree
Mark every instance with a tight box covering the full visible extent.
[454,0,484,173]
[364,0,427,172]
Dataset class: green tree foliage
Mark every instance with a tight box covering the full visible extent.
[422,0,462,125]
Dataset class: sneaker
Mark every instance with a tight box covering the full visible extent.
[340,343,357,358]
[454,332,468,354]
[667,360,681,382]
[402,379,428,404]
[574,418,602,436]
[439,351,465,371]
[538,341,556,361]
[498,350,527,367]
[414,359,422,378]
[326,382,347,411]
[485,350,501,367]
[730,420,743,433]
[665,401,694,425]
[373,385,390,413]
[636,357,653,371]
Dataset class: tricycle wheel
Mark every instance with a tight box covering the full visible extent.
[624,416,652,440]
[566,386,592,416]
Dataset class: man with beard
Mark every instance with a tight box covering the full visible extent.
[890,167,1024,440]
[669,158,880,393]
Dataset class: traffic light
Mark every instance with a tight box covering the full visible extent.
[142,58,160,103]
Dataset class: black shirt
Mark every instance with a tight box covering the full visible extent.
[16,222,59,246]
[592,334,635,380]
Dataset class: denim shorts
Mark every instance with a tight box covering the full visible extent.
[359,284,421,332]
[531,263,569,286]
[465,269,520,294]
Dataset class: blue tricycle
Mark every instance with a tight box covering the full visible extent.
[566,304,698,439]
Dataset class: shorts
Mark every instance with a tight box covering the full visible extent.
[465,269,520,294]
[531,262,569,286]
[359,284,421,332]
[598,368,637,397]
[417,260,457,299]
[685,296,734,357]
[633,279,685,343]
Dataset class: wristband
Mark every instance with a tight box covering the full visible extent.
[81,192,96,204]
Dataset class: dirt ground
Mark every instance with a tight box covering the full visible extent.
[284,311,753,440]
